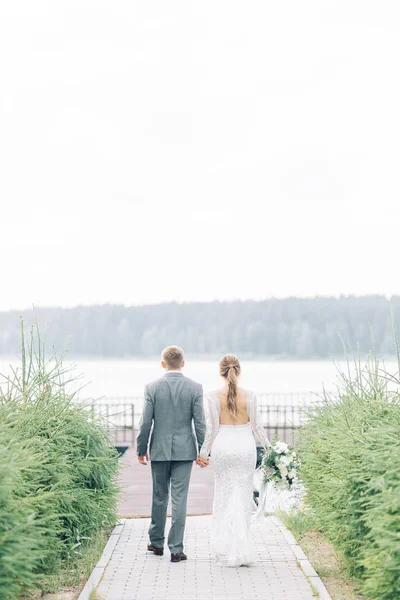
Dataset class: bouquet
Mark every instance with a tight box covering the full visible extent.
[261,440,300,489]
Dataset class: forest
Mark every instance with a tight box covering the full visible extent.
[0,296,399,359]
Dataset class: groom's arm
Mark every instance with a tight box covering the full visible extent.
[136,385,154,462]
[192,384,206,453]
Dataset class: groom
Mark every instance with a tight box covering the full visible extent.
[136,346,208,562]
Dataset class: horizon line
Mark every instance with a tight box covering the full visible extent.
[0,293,396,313]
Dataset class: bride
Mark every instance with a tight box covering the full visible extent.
[198,354,271,567]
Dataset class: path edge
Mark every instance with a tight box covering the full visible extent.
[273,516,333,600]
[77,519,125,600]
[77,515,332,600]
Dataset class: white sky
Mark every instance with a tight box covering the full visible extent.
[0,1,399,311]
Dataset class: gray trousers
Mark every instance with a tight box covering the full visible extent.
[149,460,193,554]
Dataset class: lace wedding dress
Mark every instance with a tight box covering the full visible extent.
[199,390,270,567]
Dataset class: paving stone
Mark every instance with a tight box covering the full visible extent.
[96,516,317,600]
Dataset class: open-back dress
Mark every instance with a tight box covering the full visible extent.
[199,390,270,567]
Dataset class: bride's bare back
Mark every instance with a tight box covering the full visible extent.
[216,386,249,425]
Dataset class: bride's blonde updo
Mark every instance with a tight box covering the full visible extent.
[219,354,241,419]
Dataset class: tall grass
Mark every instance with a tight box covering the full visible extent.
[299,349,400,599]
[0,323,119,600]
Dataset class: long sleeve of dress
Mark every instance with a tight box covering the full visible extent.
[199,393,220,458]
[249,392,271,448]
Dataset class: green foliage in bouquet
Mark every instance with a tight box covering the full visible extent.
[261,440,300,487]
[299,336,400,600]
[0,323,119,600]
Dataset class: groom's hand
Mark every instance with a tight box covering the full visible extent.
[138,454,149,465]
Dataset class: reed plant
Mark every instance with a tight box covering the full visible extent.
[299,345,400,599]
[0,323,119,600]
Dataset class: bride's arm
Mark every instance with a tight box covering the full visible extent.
[249,391,271,448]
[199,394,220,458]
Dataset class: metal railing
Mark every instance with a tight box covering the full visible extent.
[91,392,324,448]
[91,402,135,447]
[259,405,312,445]
[258,392,322,444]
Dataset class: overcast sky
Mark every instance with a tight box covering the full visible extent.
[0,1,399,311]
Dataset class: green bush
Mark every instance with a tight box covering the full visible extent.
[0,325,119,599]
[299,354,400,599]
[0,427,51,599]
[361,420,400,599]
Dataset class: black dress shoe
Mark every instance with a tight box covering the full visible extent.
[171,552,187,563]
[147,543,164,556]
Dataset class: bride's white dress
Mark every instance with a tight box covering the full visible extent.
[199,390,270,567]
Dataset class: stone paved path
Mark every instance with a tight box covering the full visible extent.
[96,516,317,600]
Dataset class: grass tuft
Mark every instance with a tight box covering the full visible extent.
[281,510,367,600]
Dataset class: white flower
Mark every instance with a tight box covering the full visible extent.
[279,465,288,477]
[288,468,297,479]
[274,441,289,454]
[292,451,296,458]
[279,455,291,466]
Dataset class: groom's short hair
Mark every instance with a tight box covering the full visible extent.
[162,346,184,369]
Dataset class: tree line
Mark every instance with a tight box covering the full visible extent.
[0,296,399,359]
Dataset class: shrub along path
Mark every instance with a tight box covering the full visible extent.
[96,516,325,600]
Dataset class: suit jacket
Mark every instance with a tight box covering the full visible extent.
[136,372,206,461]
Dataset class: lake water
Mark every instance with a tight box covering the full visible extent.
[1,357,398,402]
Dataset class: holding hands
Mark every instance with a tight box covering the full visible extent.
[196,455,210,468]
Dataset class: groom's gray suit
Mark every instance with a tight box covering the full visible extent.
[136,371,206,554]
